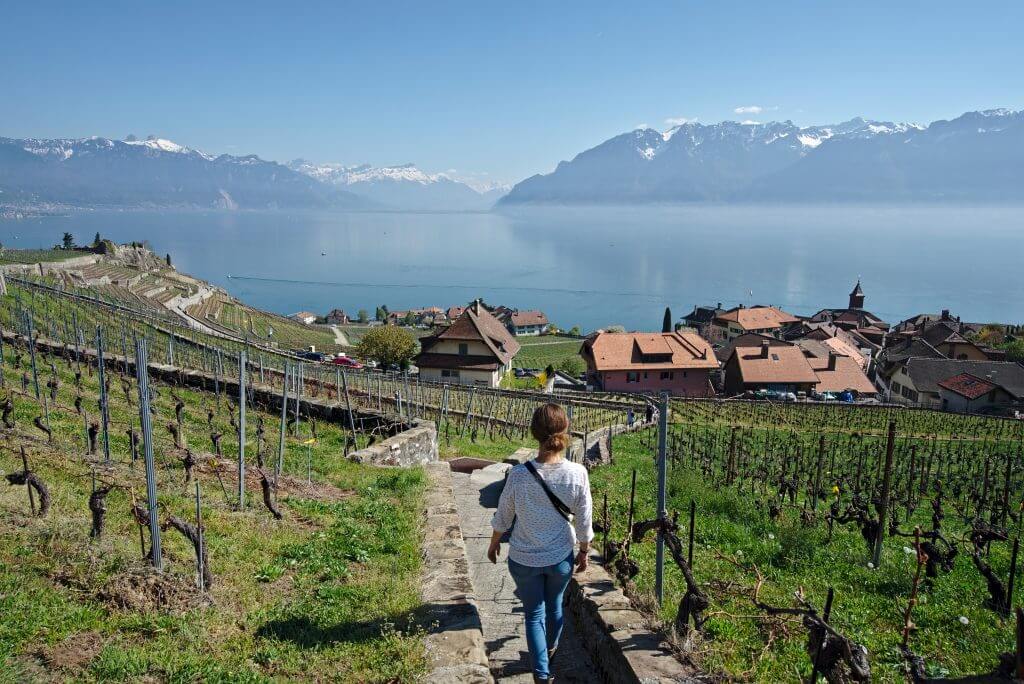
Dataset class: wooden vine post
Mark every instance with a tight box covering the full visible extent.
[872,421,897,568]
[238,350,246,509]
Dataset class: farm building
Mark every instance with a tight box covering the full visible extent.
[885,358,1024,408]
[289,311,317,325]
[937,373,1017,413]
[580,330,718,396]
[502,309,550,336]
[415,301,520,387]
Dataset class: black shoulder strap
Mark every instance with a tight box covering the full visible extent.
[524,461,572,522]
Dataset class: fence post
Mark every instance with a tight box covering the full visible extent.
[276,363,289,479]
[96,326,111,464]
[341,369,357,436]
[872,421,897,568]
[135,338,162,570]
[655,391,669,605]
[238,350,247,509]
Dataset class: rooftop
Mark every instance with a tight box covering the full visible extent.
[584,331,718,371]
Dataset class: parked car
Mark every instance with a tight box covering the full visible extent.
[332,355,363,369]
[297,351,326,362]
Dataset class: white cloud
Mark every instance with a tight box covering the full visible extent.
[634,123,649,130]
[734,105,763,115]
[740,120,761,125]
[664,116,696,126]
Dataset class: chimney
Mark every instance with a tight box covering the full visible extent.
[760,340,770,359]
[474,299,481,314]
[827,351,838,371]
[941,309,950,321]
[716,302,722,310]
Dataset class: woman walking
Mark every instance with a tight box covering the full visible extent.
[488,403,594,684]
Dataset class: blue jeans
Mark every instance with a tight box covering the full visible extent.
[508,552,574,680]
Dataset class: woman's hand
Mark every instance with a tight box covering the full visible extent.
[575,548,589,573]
[487,539,501,564]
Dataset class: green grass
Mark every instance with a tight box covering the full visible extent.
[0,327,427,681]
[590,429,1019,682]
[513,336,583,370]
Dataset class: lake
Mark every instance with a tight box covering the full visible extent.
[2,205,1022,331]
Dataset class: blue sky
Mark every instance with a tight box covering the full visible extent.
[3,1,1021,186]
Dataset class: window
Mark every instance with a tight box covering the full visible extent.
[660,371,674,380]
[441,369,461,379]
[626,372,640,383]
[458,343,468,355]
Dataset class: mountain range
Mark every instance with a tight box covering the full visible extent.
[287,160,504,210]
[499,109,1024,205]
[0,136,371,210]
[2,108,1021,211]
[0,135,500,211]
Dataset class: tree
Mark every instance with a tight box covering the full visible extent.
[356,325,417,369]
[403,311,417,326]
[93,232,101,246]
[606,325,626,333]
[375,306,386,322]
[569,325,582,337]
[165,253,172,267]
[556,355,585,377]
[357,309,369,324]
[61,232,75,250]
[999,338,1024,362]
[662,306,673,333]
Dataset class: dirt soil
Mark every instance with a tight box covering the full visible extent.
[97,567,211,614]
[35,631,105,673]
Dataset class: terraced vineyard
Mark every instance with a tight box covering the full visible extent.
[592,399,1024,682]
[189,294,342,353]
[0,307,426,680]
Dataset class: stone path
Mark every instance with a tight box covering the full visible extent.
[452,462,601,683]
[329,325,349,346]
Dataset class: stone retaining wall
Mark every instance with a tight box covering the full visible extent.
[419,462,492,683]
[567,554,700,683]
[348,420,438,467]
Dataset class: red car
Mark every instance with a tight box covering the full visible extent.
[331,355,363,369]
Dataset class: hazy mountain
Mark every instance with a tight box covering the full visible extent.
[498,109,1024,204]
[288,160,502,210]
[0,136,369,210]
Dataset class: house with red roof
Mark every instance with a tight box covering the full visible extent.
[936,373,1016,413]
[580,331,718,396]
[415,301,520,387]
[502,309,550,336]
[713,305,799,340]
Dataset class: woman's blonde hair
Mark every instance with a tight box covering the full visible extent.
[531,403,570,454]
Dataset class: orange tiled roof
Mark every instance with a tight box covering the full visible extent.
[733,345,819,384]
[806,354,877,394]
[716,306,799,332]
[510,310,549,326]
[584,331,718,371]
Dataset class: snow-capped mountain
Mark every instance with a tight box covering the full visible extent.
[288,160,501,210]
[0,135,368,210]
[499,109,1024,204]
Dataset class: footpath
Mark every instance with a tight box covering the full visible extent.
[452,460,601,682]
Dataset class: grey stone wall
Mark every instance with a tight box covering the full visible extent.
[419,462,493,683]
[566,554,701,683]
[348,420,438,467]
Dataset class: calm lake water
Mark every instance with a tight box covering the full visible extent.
[2,205,1022,331]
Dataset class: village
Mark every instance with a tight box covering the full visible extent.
[285,280,1024,417]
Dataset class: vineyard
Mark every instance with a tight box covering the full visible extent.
[592,398,1024,682]
[0,312,427,679]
